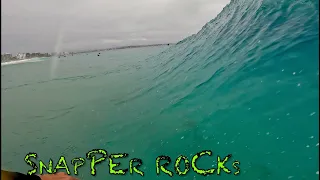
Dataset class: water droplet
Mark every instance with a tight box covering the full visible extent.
[276,137,279,140]
[293,72,296,75]
[297,83,301,87]
[277,80,281,83]
[266,132,270,135]
[288,176,294,179]
[282,69,284,72]
[281,151,286,154]
[309,136,314,139]
[316,143,319,146]
[248,108,251,110]
[310,112,316,116]
[316,171,319,175]
[286,113,290,116]
[306,145,310,148]
[217,142,220,144]
[224,133,227,135]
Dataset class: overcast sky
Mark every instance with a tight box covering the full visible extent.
[1,0,229,53]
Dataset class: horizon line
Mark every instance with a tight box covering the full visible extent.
[1,43,176,55]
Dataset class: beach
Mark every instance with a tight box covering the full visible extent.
[1,58,41,66]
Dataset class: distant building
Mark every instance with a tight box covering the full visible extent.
[16,53,26,60]
[2,53,12,59]
[1,53,13,61]
[62,52,69,56]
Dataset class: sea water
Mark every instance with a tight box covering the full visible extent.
[1,0,319,179]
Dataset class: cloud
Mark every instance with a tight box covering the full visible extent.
[102,39,124,44]
[1,0,230,53]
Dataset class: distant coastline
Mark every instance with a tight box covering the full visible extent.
[1,43,173,64]
[74,43,172,54]
[1,58,34,66]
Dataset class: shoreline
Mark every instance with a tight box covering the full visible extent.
[1,58,39,66]
[73,43,172,54]
[1,43,173,66]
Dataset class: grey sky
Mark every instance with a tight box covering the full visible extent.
[1,0,229,53]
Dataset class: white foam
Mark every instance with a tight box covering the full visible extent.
[1,58,41,66]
